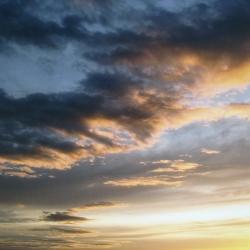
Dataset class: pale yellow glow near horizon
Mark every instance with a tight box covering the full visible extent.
[84,203,250,230]
[75,203,250,250]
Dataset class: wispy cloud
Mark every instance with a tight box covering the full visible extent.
[104,176,183,187]
[42,211,89,223]
[201,148,221,155]
[69,201,118,212]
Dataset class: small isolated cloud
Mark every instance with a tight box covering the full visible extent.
[104,176,182,187]
[0,165,40,178]
[201,148,221,155]
[171,160,201,171]
[69,201,117,212]
[104,159,201,188]
[42,211,89,223]
[152,160,171,164]
[152,160,201,173]
[179,154,192,158]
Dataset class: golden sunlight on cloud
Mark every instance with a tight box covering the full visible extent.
[2,1,250,250]
[0,148,88,170]
[151,160,201,173]
[104,176,183,187]
[136,48,250,97]
[1,101,250,173]
[171,160,200,171]
[197,60,250,97]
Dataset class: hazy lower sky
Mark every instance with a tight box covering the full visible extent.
[0,0,250,249]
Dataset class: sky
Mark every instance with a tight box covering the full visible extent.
[0,0,250,249]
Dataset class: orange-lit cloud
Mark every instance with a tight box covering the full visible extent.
[1,0,250,175]
[1,101,250,173]
[104,176,183,187]
[152,160,201,173]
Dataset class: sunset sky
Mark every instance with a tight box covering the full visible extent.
[1,0,250,249]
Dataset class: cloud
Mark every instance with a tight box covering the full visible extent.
[3,1,250,247]
[0,0,250,172]
[0,84,156,168]
[32,226,92,234]
[0,0,88,48]
[201,148,220,155]
[0,165,40,178]
[83,0,250,94]
[1,83,249,172]
[0,117,250,219]
[151,160,201,174]
[170,160,201,171]
[104,176,183,188]
[42,211,89,223]
[69,201,117,212]
[152,160,171,164]
[0,210,32,223]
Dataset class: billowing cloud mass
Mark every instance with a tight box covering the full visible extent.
[1,0,250,250]
[0,0,250,171]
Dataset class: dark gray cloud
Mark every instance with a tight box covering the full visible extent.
[0,0,250,168]
[82,0,250,66]
[0,118,249,208]
[42,211,88,222]
[81,71,141,97]
[0,0,88,48]
[0,1,250,249]
[32,226,92,234]
[0,121,80,158]
[1,0,250,61]
[0,79,154,166]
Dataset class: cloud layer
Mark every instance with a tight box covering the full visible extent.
[0,0,250,171]
[1,1,250,249]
